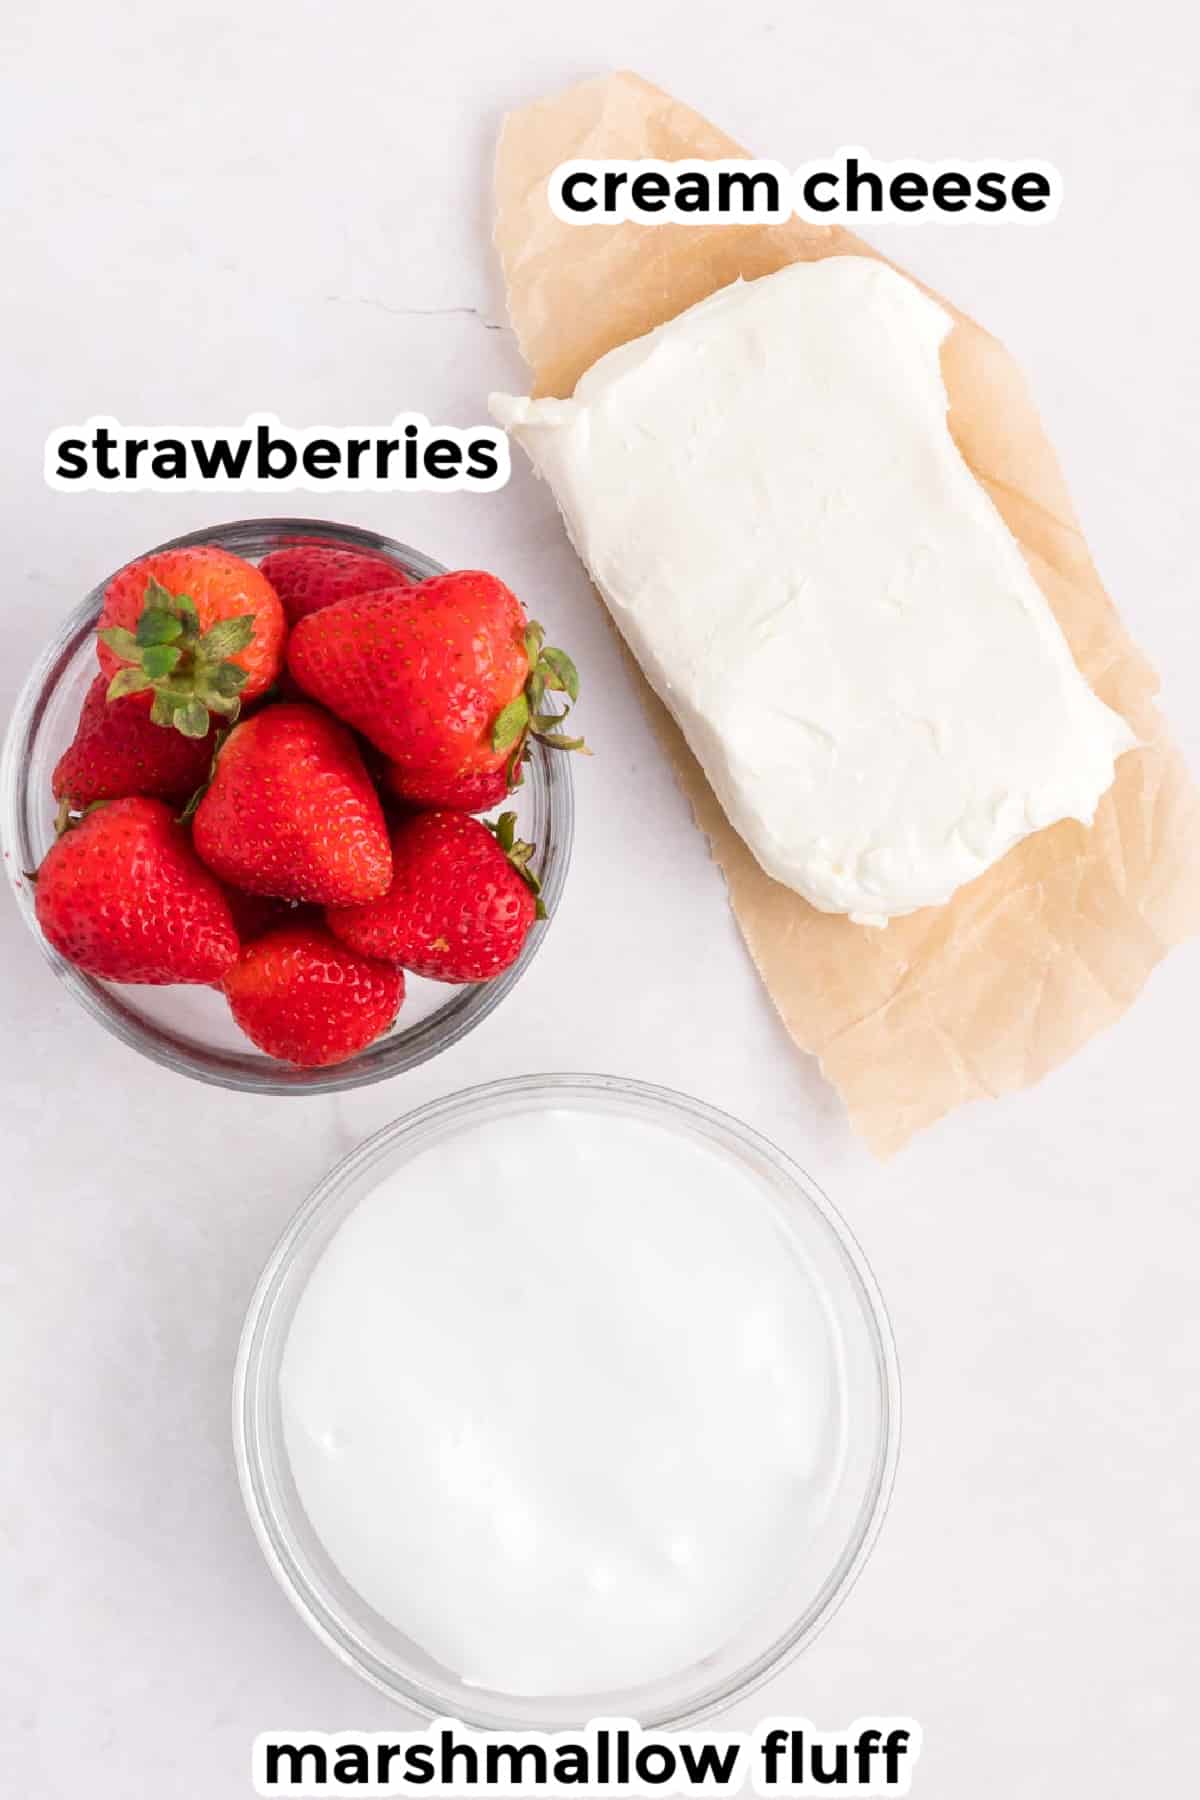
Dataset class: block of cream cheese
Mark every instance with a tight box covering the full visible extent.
[492,256,1135,924]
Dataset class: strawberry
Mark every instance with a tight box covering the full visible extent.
[380,755,520,815]
[52,674,217,812]
[97,545,286,735]
[222,922,404,1066]
[34,797,238,984]
[258,542,412,625]
[327,809,543,983]
[286,570,585,804]
[191,703,391,905]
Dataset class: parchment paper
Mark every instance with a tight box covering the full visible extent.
[494,71,1200,1154]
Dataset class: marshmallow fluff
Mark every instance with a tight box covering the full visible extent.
[279,1107,843,1697]
[492,257,1134,924]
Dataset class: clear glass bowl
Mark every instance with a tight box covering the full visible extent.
[0,518,573,1094]
[234,1074,901,1728]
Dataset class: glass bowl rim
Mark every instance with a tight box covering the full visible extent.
[0,516,574,1095]
[233,1071,902,1729]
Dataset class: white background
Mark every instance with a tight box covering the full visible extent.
[2,2,1198,1795]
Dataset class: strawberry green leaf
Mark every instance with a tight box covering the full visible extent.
[199,614,255,660]
[141,643,182,679]
[136,607,184,647]
[536,729,590,753]
[142,575,177,609]
[98,626,142,663]
[106,667,153,701]
[524,622,545,665]
[177,726,228,822]
[539,647,580,702]
[518,627,587,759]
[149,690,181,728]
[212,663,248,698]
[177,783,206,824]
[486,812,547,915]
[175,698,212,739]
[492,693,530,753]
[202,690,242,721]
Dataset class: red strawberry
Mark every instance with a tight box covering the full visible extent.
[223,922,404,1066]
[52,674,217,811]
[97,545,286,735]
[258,543,412,625]
[191,703,391,905]
[35,797,238,984]
[381,757,519,814]
[327,809,543,983]
[286,570,586,802]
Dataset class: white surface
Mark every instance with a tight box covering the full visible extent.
[280,1105,843,1697]
[496,257,1134,922]
[1,2,1197,1795]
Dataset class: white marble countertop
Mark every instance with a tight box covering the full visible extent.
[3,2,1198,1795]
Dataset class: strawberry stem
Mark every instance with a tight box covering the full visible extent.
[99,576,253,738]
[486,811,547,919]
[491,618,591,766]
[176,724,231,824]
[53,796,108,838]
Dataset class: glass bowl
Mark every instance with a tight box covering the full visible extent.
[234,1073,900,1728]
[0,518,573,1093]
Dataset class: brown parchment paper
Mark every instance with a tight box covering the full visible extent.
[494,71,1200,1155]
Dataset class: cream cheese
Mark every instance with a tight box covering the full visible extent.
[492,256,1134,924]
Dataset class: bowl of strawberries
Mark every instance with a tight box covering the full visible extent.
[1,518,579,1090]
